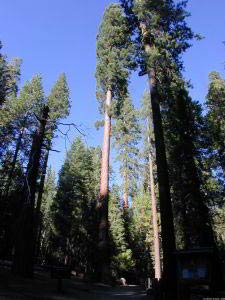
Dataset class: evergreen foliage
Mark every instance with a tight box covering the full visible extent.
[130,191,154,279]
[206,72,225,180]
[51,138,101,276]
[0,42,21,105]
[38,167,57,263]
[109,186,134,278]
[96,3,135,114]
[113,96,140,207]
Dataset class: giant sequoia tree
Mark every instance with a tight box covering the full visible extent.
[96,3,135,280]
[120,0,197,297]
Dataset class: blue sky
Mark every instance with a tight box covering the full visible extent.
[1,0,225,177]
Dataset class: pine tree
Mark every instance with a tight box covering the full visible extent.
[96,3,135,281]
[109,186,134,279]
[37,167,56,264]
[0,75,47,264]
[130,191,154,280]
[206,72,225,180]
[35,73,70,259]
[13,105,49,277]
[1,75,46,196]
[113,96,140,209]
[51,138,101,277]
[0,41,21,105]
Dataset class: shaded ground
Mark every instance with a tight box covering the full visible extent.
[0,271,148,300]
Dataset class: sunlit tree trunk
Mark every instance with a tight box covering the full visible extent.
[98,89,112,281]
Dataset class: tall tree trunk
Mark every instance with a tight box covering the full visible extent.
[148,152,161,280]
[4,127,24,198]
[139,19,177,296]
[13,106,49,277]
[97,89,112,282]
[35,146,50,261]
[147,70,177,299]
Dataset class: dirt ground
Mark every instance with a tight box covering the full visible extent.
[0,271,148,300]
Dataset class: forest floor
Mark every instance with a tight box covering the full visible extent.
[0,270,149,299]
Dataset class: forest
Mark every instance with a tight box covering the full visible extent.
[0,0,224,299]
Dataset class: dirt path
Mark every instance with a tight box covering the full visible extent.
[0,272,148,299]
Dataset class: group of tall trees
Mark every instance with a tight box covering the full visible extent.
[95,0,225,297]
[0,0,224,299]
[0,42,70,276]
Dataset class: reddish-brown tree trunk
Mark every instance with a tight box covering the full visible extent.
[97,89,112,281]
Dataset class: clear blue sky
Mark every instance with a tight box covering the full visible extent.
[1,0,225,176]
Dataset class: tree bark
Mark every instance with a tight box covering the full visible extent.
[97,89,112,282]
[147,70,177,299]
[148,153,161,280]
[13,106,49,277]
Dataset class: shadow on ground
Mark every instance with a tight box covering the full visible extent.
[0,271,148,300]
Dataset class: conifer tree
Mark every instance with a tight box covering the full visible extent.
[13,105,49,277]
[164,87,215,248]
[121,1,198,297]
[109,186,134,278]
[37,167,56,264]
[0,75,47,263]
[51,138,101,276]
[1,75,46,197]
[206,72,225,180]
[130,191,154,280]
[96,3,135,280]
[0,41,21,105]
[114,96,140,209]
[35,73,70,256]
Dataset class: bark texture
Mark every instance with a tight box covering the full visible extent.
[97,89,112,282]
